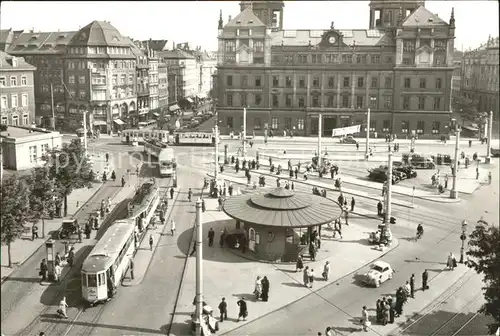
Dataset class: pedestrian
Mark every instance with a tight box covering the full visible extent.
[111,170,116,181]
[296,255,304,272]
[344,209,349,226]
[55,252,61,267]
[309,268,315,288]
[149,234,154,251]
[382,298,390,325]
[303,266,310,287]
[219,230,226,248]
[377,200,383,216]
[32,224,39,241]
[77,225,82,243]
[201,198,206,212]
[356,143,359,150]
[376,299,382,323]
[322,261,330,281]
[361,306,370,332]
[410,274,415,298]
[39,258,48,282]
[309,243,316,261]
[85,224,91,239]
[237,297,248,321]
[129,258,135,280]
[67,247,75,267]
[54,263,62,282]
[488,171,492,184]
[208,228,215,247]
[218,298,228,322]
[105,153,109,162]
[333,219,343,239]
[188,188,192,202]
[444,174,448,189]
[403,281,411,297]
[121,175,126,187]
[422,269,429,290]
[170,187,174,199]
[469,139,472,147]
[261,276,270,302]
[476,167,480,180]
[388,297,395,323]
[338,193,344,206]
[351,197,355,212]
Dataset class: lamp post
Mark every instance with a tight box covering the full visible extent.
[385,147,393,227]
[459,220,468,263]
[485,110,493,164]
[214,123,219,180]
[242,107,247,158]
[411,185,415,207]
[194,198,204,336]
[365,108,371,159]
[450,126,461,199]
[318,114,323,162]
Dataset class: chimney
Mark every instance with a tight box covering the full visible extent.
[228,15,232,23]
[173,41,175,50]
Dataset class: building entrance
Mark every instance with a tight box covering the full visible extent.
[323,117,337,136]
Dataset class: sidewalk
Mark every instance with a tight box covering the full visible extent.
[169,198,399,336]
[0,182,103,282]
[122,188,181,287]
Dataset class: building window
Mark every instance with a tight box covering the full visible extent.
[255,94,262,106]
[356,55,367,64]
[0,96,6,109]
[298,96,305,107]
[11,94,18,108]
[112,75,117,85]
[384,77,392,89]
[403,58,414,66]
[297,54,307,64]
[1,116,7,124]
[342,54,352,64]
[311,54,321,64]
[325,54,337,63]
[129,75,134,84]
[68,75,75,84]
[226,75,232,86]
[225,41,236,52]
[254,117,262,130]
[343,77,350,88]
[417,121,425,134]
[271,117,278,130]
[433,97,441,110]
[0,77,5,86]
[404,78,411,89]
[22,114,28,125]
[312,76,320,88]
[418,96,425,110]
[10,76,17,86]
[21,94,28,107]
[284,55,293,64]
[78,75,85,84]
[419,78,426,89]
[29,145,37,163]
[371,77,378,88]
[328,76,335,88]
[285,94,292,107]
[285,76,292,88]
[11,115,18,126]
[297,118,304,130]
[298,76,305,88]
[21,76,27,86]
[356,96,364,108]
[327,95,334,107]
[227,116,233,128]
[255,76,261,87]
[357,77,364,88]
[226,93,233,106]
[403,96,410,110]
[79,90,86,99]
[384,96,392,109]
[369,96,377,109]
[370,54,381,64]
[369,120,376,132]
[241,75,248,87]
[401,121,409,134]
[436,78,442,89]
[342,95,349,108]
[284,117,292,130]
[382,120,391,132]
[312,95,319,107]
[432,121,440,134]
[272,94,279,107]
[241,93,247,107]
[253,41,264,53]
[272,76,279,87]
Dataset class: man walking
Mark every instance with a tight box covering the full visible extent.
[422,269,429,291]
[218,298,228,322]
[149,234,154,251]
[237,297,248,321]
[377,200,383,216]
[170,187,174,199]
[351,197,355,212]
[170,220,176,236]
[208,228,215,247]
[188,188,192,202]
[410,274,415,298]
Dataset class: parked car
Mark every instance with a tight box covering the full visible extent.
[403,154,436,169]
[57,218,80,240]
[340,135,358,144]
[362,261,394,287]
[368,166,400,184]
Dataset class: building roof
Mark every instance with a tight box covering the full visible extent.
[402,6,448,27]
[157,49,195,59]
[122,36,146,58]
[0,125,56,139]
[68,21,129,47]
[0,29,14,49]
[7,31,77,55]
[223,187,342,228]
[0,51,36,70]
[270,29,391,47]
[147,39,170,51]
[225,7,265,28]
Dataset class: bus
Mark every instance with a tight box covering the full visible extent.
[138,120,157,129]
[81,220,135,305]
[143,139,176,177]
[121,129,172,145]
[173,131,218,147]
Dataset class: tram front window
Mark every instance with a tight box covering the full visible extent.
[88,274,97,287]
[82,273,87,286]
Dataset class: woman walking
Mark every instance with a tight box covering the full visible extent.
[303,266,310,287]
[322,261,331,281]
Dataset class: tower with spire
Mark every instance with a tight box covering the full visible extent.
[369,0,424,29]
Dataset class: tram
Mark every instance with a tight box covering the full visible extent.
[143,139,176,177]
[173,131,217,147]
[121,128,172,145]
[81,220,135,305]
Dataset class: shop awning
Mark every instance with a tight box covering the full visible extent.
[186,97,194,104]
[169,104,180,112]
[113,119,124,125]
[153,112,160,117]
[138,109,149,115]
[93,120,107,126]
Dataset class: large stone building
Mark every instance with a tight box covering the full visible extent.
[1,22,152,133]
[215,0,456,138]
[460,36,499,115]
[0,51,36,126]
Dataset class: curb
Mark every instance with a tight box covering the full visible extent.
[121,188,181,287]
[0,182,105,285]
[221,237,401,336]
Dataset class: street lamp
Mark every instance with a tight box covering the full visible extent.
[459,220,468,264]
[450,124,461,199]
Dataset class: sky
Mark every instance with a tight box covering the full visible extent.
[1,1,499,51]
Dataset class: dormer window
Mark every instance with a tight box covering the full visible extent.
[249,20,254,24]
[112,36,119,41]
[30,35,39,40]
[236,20,241,24]
[12,58,18,67]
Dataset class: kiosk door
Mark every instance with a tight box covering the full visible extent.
[248,228,256,252]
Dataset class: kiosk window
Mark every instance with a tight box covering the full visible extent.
[88,274,97,287]
[82,273,87,286]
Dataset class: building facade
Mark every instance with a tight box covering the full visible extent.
[135,53,150,126]
[158,61,169,108]
[452,49,463,99]
[0,51,36,127]
[460,36,499,115]
[148,51,159,112]
[1,125,62,170]
[216,0,456,138]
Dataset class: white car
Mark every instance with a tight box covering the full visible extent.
[362,261,394,287]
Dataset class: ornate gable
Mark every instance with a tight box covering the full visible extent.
[317,22,347,49]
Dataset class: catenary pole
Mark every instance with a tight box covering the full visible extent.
[450,127,461,199]
[365,108,371,159]
[194,198,203,336]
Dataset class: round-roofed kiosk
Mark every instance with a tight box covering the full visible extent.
[223,187,342,262]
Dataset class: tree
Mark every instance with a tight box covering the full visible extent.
[28,167,58,239]
[42,139,94,216]
[466,222,500,333]
[0,175,34,267]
